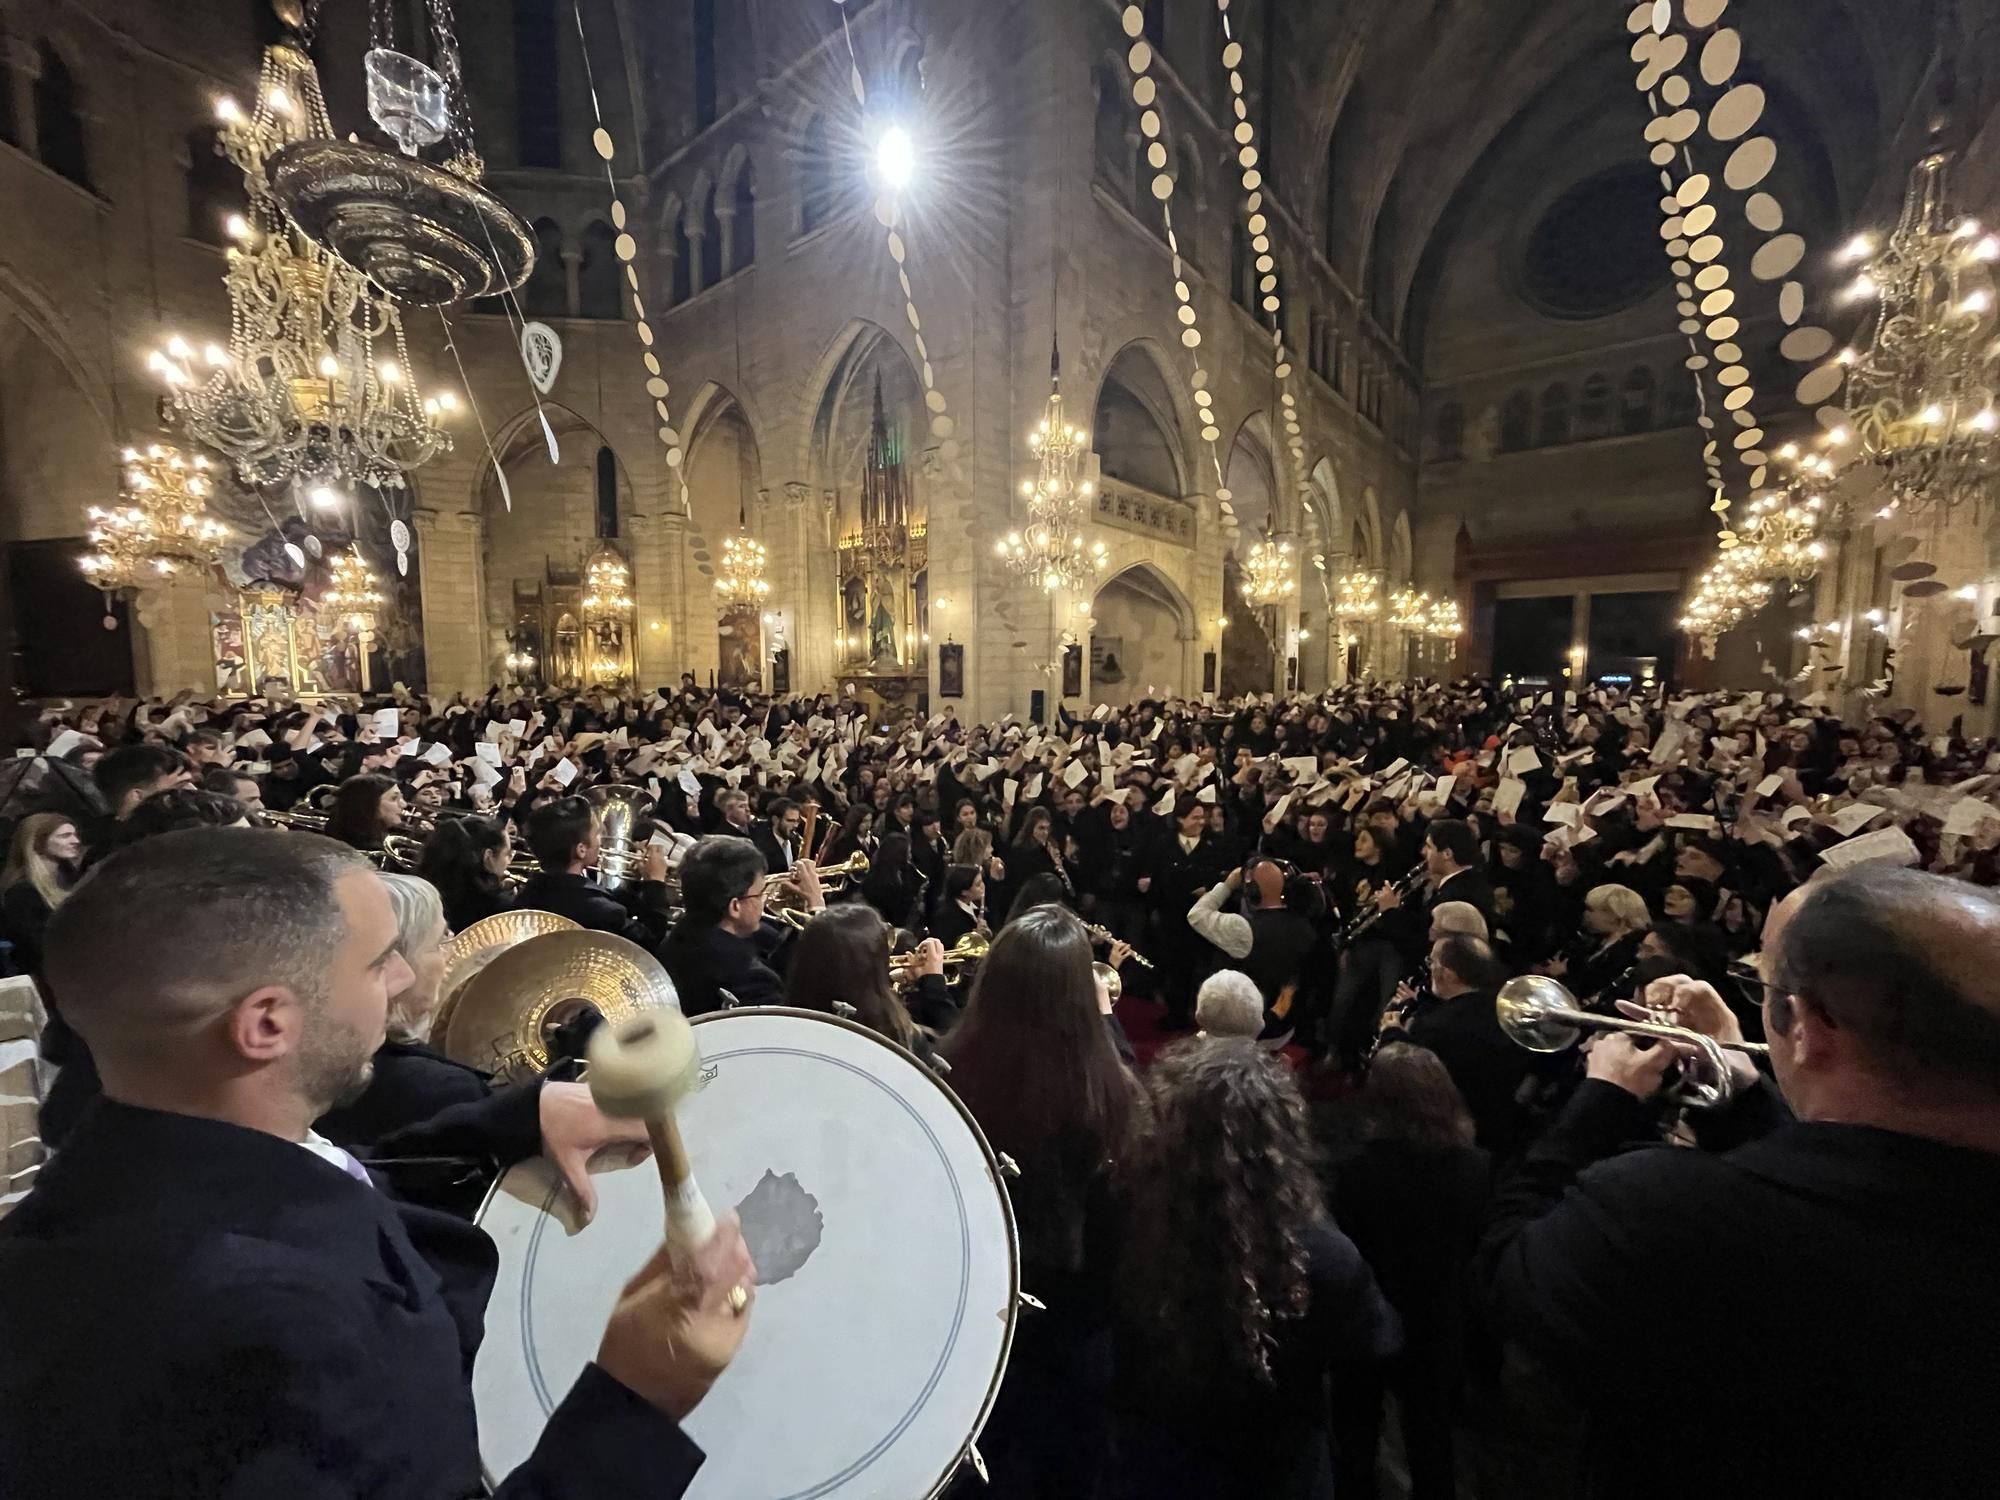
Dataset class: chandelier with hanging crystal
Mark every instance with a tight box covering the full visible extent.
[1680,545,1773,642]
[1243,530,1296,607]
[1333,570,1383,624]
[1825,147,1999,517]
[584,550,636,616]
[998,355,1108,594]
[1425,598,1463,641]
[148,29,455,495]
[1387,586,1432,633]
[79,445,231,595]
[714,534,771,607]
[324,547,386,628]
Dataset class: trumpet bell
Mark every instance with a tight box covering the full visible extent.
[1496,974,1586,1053]
[442,928,678,1081]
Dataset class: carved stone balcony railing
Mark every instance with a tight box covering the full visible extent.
[1095,477,1195,546]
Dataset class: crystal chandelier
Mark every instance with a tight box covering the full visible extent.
[583,550,635,616]
[148,26,452,493]
[1828,147,1999,517]
[1680,545,1773,642]
[80,445,230,594]
[998,353,1108,593]
[1242,530,1297,607]
[1387,586,1432,633]
[1424,598,1464,641]
[715,534,771,607]
[323,548,386,627]
[1738,482,1828,583]
[1333,571,1383,624]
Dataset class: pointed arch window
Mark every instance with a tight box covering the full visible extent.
[513,0,562,168]
[595,447,620,538]
[728,163,757,273]
[35,44,89,189]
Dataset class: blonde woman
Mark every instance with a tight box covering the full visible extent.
[1549,883,1652,1002]
[315,872,648,1221]
[1,814,83,976]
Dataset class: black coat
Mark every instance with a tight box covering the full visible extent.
[658,920,786,1016]
[1428,865,1496,933]
[1480,1081,2000,1500]
[0,1100,702,1499]
[512,869,670,948]
[1401,987,1532,1155]
[750,821,798,874]
[929,898,985,951]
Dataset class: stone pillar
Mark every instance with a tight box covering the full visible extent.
[414,508,487,696]
[8,42,41,158]
[686,228,709,297]
[627,510,681,689]
[560,250,582,319]
[132,574,219,697]
[716,205,737,281]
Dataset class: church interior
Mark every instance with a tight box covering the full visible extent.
[0,0,1996,726]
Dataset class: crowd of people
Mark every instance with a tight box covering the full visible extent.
[1,670,1998,1498]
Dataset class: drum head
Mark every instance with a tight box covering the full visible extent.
[476,1008,1019,1498]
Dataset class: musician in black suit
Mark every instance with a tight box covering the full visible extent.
[513,795,672,947]
[1417,818,1495,933]
[1393,934,1528,1155]
[659,836,815,1015]
[1480,867,2000,1500]
[0,828,755,1499]
[929,863,989,950]
[911,809,951,920]
[1146,801,1227,1027]
[750,797,803,875]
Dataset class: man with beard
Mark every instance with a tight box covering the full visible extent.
[0,828,756,1497]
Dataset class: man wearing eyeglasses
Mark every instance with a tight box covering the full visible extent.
[1478,865,2000,1499]
[658,836,823,1016]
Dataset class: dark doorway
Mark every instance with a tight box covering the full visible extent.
[1492,595,1573,684]
[10,539,135,697]
[1587,590,1677,685]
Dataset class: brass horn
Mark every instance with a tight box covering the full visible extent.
[1495,974,1768,1109]
[892,930,990,987]
[587,784,656,892]
[814,849,870,889]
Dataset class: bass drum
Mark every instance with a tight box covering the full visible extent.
[475,1007,1020,1498]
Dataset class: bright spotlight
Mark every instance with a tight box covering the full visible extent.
[875,125,916,191]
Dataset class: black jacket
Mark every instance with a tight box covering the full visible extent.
[750,821,798,874]
[929,898,985,950]
[512,869,670,948]
[658,920,786,1016]
[1428,865,1495,932]
[0,1100,702,1499]
[1480,1081,2000,1500]
[1401,986,1531,1155]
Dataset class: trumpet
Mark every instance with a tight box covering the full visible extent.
[1084,922,1154,969]
[892,931,990,987]
[1496,974,1768,1108]
[264,807,330,831]
[770,851,870,908]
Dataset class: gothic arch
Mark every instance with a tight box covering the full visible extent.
[1088,339,1189,500]
[681,383,764,582]
[796,319,924,497]
[475,403,631,516]
[1092,560,1197,640]
[1389,509,1413,585]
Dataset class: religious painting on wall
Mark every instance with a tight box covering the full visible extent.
[718,603,763,691]
[1063,644,1082,698]
[1091,636,1126,687]
[1203,650,1218,694]
[938,642,964,698]
[771,648,791,696]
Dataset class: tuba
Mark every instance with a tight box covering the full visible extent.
[587,784,656,892]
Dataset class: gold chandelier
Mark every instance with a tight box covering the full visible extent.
[1333,570,1383,623]
[1387,586,1432,633]
[1424,598,1463,640]
[80,445,230,594]
[714,534,770,607]
[1826,148,1998,517]
[1680,545,1772,641]
[1242,530,1296,607]
[324,548,386,627]
[584,550,635,616]
[148,30,451,493]
[998,356,1108,593]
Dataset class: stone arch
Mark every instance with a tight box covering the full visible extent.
[658,191,690,306]
[1089,339,1188,500]
[681,381,767,584]
[1389,509,1413,585]
[797,319,925,508]
[1354,485,1384,570]
[1090,560,1198,701]
[1222,412,1278,555]
[718,142,757,273]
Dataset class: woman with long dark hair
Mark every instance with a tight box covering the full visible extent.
[859,830,926,931]
[1115,1042,1401,1500]
[325,773,406,851]
[417,816,514,932]
[1004,806,1072,917]
[941,906,1144,1498]
[1324,1043,1490,1500]
[785,903,953,1058]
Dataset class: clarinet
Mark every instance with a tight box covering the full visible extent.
[1364,956,1431,1070]
[1340,866,1426,947]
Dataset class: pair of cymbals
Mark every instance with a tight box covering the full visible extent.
[438,913,680,1080]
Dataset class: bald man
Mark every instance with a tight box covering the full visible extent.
[0,829,755,1499]
[1478,866,2000,1500]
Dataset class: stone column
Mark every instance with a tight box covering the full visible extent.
[627,511,679,689]
[131,574,220,697]
[716,205,738,281]
[414,508,487,696]
[561,250,582,319]
[686,228,709,297]
[7,42,40,158]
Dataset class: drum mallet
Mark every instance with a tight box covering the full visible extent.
[586,1010,717,1249]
